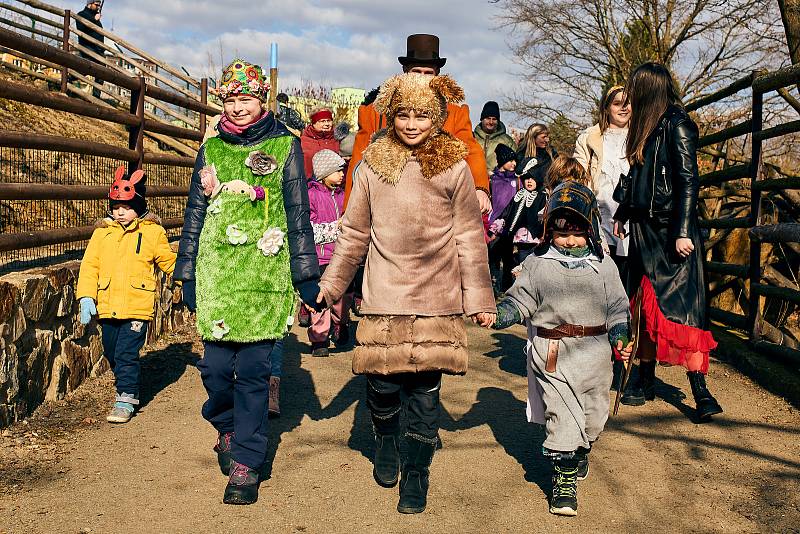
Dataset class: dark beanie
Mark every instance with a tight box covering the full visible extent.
[495,143,516,168]
[480,101,500,120]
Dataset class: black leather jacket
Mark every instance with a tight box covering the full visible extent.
[174,113,320,289]
[614,105,700,239]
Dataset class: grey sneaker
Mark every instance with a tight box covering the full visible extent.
[106,393,138,423]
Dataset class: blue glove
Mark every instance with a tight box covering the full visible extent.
[79,297,97,325]
[297,280,325,312]
[181,280,196,312]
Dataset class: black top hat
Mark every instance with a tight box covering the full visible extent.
[398,34,447,69]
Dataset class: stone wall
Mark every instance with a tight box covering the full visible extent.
[0,258,189,427]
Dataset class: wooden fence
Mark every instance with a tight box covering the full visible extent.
[688,65,800,366]
[0,3,219,265]
[0,0,221,156]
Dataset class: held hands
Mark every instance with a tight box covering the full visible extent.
[471,312,496,328]
[675,237,695,258]
[616,339,635,361]
[79,297,97,325]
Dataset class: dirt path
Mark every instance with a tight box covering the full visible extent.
[1,321,799,534]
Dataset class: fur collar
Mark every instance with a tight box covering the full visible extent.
[95,212,162,228]
[363,130,467,185]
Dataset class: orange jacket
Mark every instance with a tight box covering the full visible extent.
[344,102,490,207]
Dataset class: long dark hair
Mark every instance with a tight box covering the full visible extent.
[625,62,682,165]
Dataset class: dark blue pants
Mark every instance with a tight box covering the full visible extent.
[99,319,149,397]
[198,340,275,469]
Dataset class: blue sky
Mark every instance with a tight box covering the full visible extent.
[49,0,529,129]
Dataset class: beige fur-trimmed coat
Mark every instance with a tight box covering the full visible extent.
[319,131,495,375]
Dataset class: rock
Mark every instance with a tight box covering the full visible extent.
[45,355,68,402]
[0,281,20,324]
[56,284,75,318]
[20,275,54,322]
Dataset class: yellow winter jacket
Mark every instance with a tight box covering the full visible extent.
[76,215,177,321]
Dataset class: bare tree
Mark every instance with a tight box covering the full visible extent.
[497,0,784,126]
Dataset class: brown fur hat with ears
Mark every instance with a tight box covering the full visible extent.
[373,73,465,129]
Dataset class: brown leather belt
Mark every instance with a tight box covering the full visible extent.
[537,324,608,373]
[537,323,607,339]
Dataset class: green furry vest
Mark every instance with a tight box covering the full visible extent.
[195,135,295,342]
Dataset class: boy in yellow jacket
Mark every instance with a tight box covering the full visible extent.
[77,166,176,423]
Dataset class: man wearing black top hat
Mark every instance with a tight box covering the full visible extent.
[344,34,491,214]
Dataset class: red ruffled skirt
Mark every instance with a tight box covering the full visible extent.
[635,275,717,373]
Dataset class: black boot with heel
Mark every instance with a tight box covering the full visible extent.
[621,360,656,406]
[687,371,723,421]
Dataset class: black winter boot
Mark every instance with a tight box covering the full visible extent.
[575,446,591,481]
[687,371,723,421]
[372,413,401,488]
[223,461,259,505]
[550,457,579,516]
[621,360,656,406]
[397,435,436,514]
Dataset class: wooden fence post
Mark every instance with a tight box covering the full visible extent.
[200,77,208,138]
[128,76,146,174]
[59,9,70,93]
[747,72,765,342]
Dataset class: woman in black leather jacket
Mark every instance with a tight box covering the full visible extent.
[613,62,722,421]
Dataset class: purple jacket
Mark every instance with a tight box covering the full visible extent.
[308,179,344,265]
[489,169,519,223]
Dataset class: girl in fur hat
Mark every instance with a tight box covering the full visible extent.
[317,73,496,514]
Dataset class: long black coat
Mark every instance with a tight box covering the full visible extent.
[174,113,320,291]
[75,7,104,56]
[616,105,708,328]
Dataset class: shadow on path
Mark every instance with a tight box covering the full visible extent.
[484,332,527,377]
[262,332,324,480]
[442,386,549,499]
[139,342,200,410]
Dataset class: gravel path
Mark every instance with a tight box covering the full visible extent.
[1,320,798,533]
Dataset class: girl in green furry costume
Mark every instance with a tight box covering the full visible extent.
[175,58,322,505]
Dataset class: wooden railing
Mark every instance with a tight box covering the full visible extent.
[0,19,210,260]
[690,64,800,365]
[0,0,221,156]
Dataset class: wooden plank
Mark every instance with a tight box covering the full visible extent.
[0,15,60,41]
[0,2,62,28]
[752,64,800,94]
[700,164,750,187]
[749,223,800,243]
[0,27,138,90]
[753,178,800,191]
[144,118,203,142]
[0,44,59,69]
[0,217,183,252]
[0,183,187,200]
[685,73,754,112]
[0,58,58,83]
[0,130,138,161]
[143,152,195,168]
[751,283,800,305]
[698,120,751,148]
[14,0,63,17]
[753,120,800,142]
[0,77,139,126]
[707,261,749,278]
[709,307,748,329]
[146,84,218,116]
[698,217,751,229]
[752,341,800,367]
